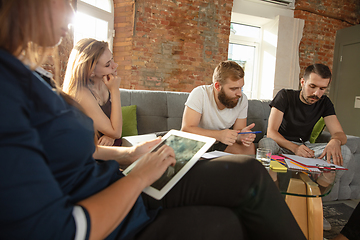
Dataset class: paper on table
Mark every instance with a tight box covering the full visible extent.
[270,161,287,172]
[122,133,157,147]
[201,150,233,159]
[281,154,347,170]
[284,159,322,173]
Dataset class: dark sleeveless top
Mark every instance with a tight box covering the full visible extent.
[89,89,122,146]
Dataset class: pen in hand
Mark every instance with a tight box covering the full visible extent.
[299,138,315,158]
[238,131,262,135]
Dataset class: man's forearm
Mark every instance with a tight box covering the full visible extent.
[267,131,299,153]
[93,146,131,162]
[330,132,347,145]
[182,125,222,141]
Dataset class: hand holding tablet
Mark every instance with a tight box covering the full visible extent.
[123,130,216,200]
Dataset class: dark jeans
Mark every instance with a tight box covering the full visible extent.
[136,155,306,240]
[341,202,360,240]
[207,141,228,152]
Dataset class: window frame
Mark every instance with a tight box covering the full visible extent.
[75,0,114,50]
[228,22,262,99]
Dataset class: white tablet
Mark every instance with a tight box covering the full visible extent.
[123,129,216,200]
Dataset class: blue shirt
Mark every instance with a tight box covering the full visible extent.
[0,49,151,240]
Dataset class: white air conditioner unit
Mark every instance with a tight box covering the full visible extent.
[247,0,295,9]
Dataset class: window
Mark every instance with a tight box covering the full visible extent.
[74,0,114,50]
[228,23,261,99]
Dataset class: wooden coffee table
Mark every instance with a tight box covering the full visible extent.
[270,168,336,240]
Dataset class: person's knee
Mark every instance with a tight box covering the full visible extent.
[341,145,351,157]
[258,137,278,153]
[341,145,352,166]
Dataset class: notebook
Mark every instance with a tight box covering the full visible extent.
[281,154,347,170]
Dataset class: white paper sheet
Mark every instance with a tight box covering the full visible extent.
[201,150,233,159]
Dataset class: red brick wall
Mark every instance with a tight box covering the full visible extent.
[43,33,73,86]
[113,0,234,92]
[294,0,360,77]
[54,0,360,92]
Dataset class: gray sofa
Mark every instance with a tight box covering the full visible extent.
[120,88,360,202]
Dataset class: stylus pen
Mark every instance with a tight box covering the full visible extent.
[238,131,262,134]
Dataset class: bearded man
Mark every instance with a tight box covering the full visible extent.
[259,63,351,166]
[258,63,352,230]
[181,60,256,154]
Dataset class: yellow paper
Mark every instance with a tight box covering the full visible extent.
[270,161,287,172]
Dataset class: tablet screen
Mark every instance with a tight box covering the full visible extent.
[123,130,215,199]
[151,134,205,190]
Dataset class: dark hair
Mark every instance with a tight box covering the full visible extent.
[303,64,332,82]
[212,60,244,85]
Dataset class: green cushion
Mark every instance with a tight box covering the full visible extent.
[121,105,138,137]
[309,117,326,143]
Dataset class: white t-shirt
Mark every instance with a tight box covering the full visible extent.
[185,84,248,130]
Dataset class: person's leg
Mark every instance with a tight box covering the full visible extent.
[258,136,294,155]
[134,206,246,240]
[225,142,256,155]
[142,155,306,240]
[340,202,360,240]
[207,141,228,152]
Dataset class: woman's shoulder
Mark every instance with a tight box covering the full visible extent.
[76,87,95,102]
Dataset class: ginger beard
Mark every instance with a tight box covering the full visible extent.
[218,87,240,108]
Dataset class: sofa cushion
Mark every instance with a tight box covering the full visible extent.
[122,105,138,137]
[309,117,325,143]
[346,135,360,154]
[247,100,271,142]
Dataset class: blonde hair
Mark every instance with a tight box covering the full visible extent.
[212,60,244,85]
[63,38,108,98]
[0,0,56,69]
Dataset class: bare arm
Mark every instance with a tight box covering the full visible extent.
[104,74,122,138]
[233,118,256,147]
[319,115,347,165]
[78,85,122,139]
[267,107,314,157]
[93,138,162,167]
[181,106,239,145]
[323,115,347,145]
[79,144,176,240]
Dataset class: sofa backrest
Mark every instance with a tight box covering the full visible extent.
[120,89,271,142]
[120,89,189,135]
[247,99,272,142]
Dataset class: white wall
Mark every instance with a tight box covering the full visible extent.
[232,0,294,20]
[231,0,303,99]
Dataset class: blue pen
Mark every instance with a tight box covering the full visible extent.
[238,131,262,135]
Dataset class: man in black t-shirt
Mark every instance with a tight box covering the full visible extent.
[259,63,352,231]
[259,64,351,167]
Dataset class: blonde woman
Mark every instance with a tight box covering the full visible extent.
[0,1,306,240]
[63,39,123,146]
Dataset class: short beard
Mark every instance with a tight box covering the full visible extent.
[301,91,319,105]
[218,88,239,108]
